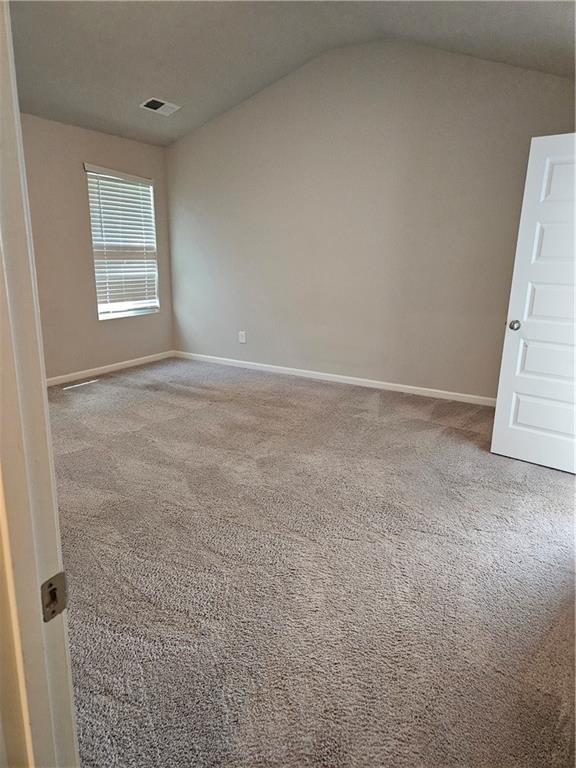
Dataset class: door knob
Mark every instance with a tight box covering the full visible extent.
[508,320,521,331]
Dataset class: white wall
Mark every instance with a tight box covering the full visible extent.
[20,114,173,379]
[167,42,574,398]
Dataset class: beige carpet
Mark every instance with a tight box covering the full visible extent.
[48,359,574,768]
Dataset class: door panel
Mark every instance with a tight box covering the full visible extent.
[513,394,574,436]
[533,221,574,262]
[527,282,573,321]
[542,157,575,201]
[491,133,575,473]
[519,340,572,380]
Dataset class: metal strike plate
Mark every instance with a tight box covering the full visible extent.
[41,571,67,622]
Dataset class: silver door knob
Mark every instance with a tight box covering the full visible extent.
[509,320,521,331]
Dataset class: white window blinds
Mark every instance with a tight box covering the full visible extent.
[85,164,160,319]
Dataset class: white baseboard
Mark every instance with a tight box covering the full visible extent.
[46,351,177,387]
[174,351,496,407]
[47,349,496,406]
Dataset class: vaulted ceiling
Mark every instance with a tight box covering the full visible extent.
[10,1,575,146]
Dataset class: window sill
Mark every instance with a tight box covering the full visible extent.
[98,307,160,321]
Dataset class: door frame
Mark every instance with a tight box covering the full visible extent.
[0,3,78,765]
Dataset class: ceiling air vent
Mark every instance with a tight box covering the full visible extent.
[140,98,181,117]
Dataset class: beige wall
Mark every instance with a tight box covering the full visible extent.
[21,114,173,379]
[167,42,574,398]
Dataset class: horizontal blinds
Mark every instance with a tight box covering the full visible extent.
[86,168,159,318]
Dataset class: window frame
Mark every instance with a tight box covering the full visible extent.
[84,162,160,321]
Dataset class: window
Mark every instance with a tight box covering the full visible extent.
[85,164,159,320]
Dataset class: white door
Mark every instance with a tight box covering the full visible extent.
[0,3,78,765]
[492,133,575,474]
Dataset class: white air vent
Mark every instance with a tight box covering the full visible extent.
[140,98,181,117]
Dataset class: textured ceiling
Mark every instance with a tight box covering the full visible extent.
[10,1,575,146]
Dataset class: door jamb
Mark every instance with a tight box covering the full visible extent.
[0,3,79,765]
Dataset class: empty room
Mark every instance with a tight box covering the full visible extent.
[1,1,574,767]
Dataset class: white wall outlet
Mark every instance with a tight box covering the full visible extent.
[238,330,247,344]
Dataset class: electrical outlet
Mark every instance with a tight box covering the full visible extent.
[238,330,247,344]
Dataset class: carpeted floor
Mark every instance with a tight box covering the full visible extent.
[48,359,574,768]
